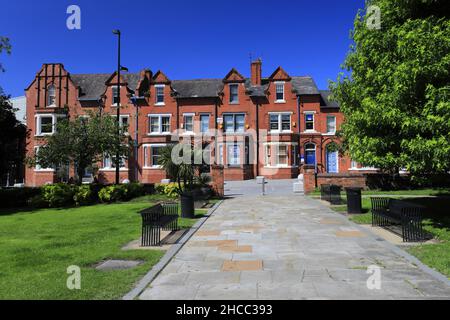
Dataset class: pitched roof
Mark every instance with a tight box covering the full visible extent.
[172,79,223,98]
[291,76,320,95]
[70,72,323,101]
[71,73,141,101]
[319,90,340,108]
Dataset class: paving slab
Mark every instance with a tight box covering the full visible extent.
[139,179,450,300]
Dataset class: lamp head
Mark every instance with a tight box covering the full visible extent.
[112,29,121,35]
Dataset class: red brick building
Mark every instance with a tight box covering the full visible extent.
[25,60,363,186]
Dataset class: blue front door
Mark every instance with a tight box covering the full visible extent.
[326,150,338,173]
[305,150,315,165]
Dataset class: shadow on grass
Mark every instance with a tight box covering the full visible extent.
[405,197,450,234]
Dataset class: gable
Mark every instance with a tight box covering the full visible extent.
[152,70,171,84]
[269,66,291,81]
[223,68,245,83]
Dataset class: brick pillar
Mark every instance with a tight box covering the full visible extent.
[303,168,316,194]
[210,165,224,198]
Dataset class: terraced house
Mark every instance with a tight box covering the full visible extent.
[25,60,359,186]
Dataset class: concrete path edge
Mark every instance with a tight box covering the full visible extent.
[122,200,224,300]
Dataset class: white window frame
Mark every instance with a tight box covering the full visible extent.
[35,114,60,136]
[143,143,167,169]
[269,112,292,133]
[223,113,245,133]
[229,84,239,104]
[200,114,210,133]
[226,142,241,167]
[217,144,224,165]
[112,85,120,106]
[33,146,54,172]
[304,111,315,132]
[47,84,56,107]
[148,114,171,135]
[263,142,298,168]
[112,114,130,133]
[155,84,165,106]
[183,113,194,134]
[101,153,127,171]
[326,115,336,134]
[275,81,285,103]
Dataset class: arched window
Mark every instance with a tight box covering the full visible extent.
[47,84,56,106]
[304,143,316,165]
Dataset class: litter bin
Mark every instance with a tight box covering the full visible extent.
[329,185,342,205]
[345,187,362,214]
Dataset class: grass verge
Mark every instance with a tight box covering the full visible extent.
[0,194,217,299]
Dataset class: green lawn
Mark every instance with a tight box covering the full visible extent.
[0,195,213,299]
[322,193,450,278]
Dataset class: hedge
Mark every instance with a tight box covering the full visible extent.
[0,183,152,209]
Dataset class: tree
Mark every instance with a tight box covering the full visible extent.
[0,36,11,72]
[0,89,26,184]
[330,0,450,176]
[30,111,131,184]
[158,143,204,195]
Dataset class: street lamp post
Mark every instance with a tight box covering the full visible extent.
[130,96,139,182]
[112,29,121,185]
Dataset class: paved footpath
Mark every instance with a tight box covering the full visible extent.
[140,192,450,300]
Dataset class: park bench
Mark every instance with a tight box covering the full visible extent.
[320,184,342,205]
[139,202,179,246]
[370,197,425,242]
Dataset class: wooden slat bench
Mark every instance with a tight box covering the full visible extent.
[370,197,425,242]
[139,202,179,246]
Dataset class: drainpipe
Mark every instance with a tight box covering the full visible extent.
[214,99,218,164]
[255,101,260,177]
[297,96,301,171]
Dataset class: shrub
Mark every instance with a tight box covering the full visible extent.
[0,187,41,208]
[41,183,76,207]
[124,183,145,200]
[98,185,126,203]
[27,195,48,208]
[73,185,94,206]
[155,183,180,199]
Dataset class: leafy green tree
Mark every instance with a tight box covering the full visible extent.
[0,89,26,184]
[30,111,130,184]
[0,36,26,185]
[330,0,450,175]
[0,36,11,72]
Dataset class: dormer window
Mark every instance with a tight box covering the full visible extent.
[275,82,285,103]
[229,84,239,104]
[155,85,165,105]
[47,85,56,107]
[112,86,120,105]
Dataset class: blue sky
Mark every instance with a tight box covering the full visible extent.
[0,0,364,97]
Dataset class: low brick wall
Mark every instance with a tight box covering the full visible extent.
[304,172,367,194]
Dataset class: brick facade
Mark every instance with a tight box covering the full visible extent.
[24,61,358,186]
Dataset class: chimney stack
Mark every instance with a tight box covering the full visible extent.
[250,58,262,86]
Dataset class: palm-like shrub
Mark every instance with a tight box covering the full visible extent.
[158,144,199,195]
